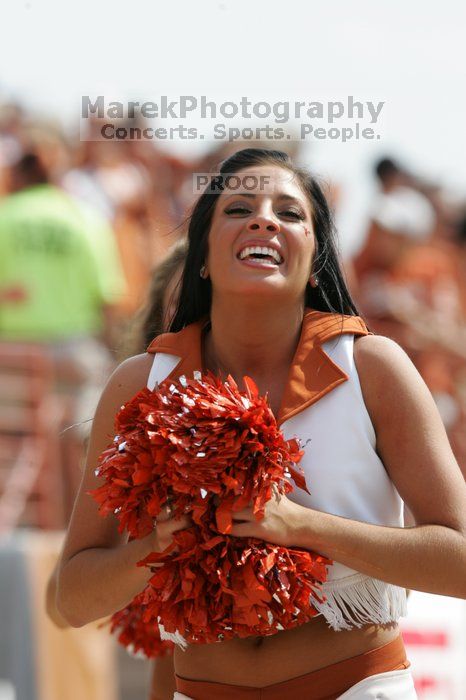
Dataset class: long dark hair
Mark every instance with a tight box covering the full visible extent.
[118,237,188,358]
[170,148,362,332]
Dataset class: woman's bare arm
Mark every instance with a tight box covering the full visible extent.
[231,335,466,597]
[46,564,70,628]
[56,353,190,627]
[149,656,176,700]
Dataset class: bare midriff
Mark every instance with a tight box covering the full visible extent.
[174,615,400,687]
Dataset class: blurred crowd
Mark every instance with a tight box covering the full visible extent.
[351,158,466,475]
[0,98,465,536]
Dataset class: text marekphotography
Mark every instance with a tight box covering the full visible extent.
[80,95,386,143]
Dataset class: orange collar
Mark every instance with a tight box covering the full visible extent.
[147,309,372,426]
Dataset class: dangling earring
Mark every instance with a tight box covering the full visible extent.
[310,274,319,287]
[200,264,208,279]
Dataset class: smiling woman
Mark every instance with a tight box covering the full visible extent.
[56,148,466,700]
[170,149,359,335]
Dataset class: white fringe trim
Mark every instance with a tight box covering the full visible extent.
[158,621,189,650]
[157,575,407,648]
[313,573,407,631]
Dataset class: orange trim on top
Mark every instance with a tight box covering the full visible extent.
[146,309,373,426]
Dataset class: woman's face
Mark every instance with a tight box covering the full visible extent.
[206,165,316,305]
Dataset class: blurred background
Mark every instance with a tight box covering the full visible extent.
[0,1,465,699]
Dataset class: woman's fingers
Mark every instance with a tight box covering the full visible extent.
[170,514,191,532]
[232,506,255,521]
[155,514,191,553]
[156,503,174,523]
[229,522,248,536]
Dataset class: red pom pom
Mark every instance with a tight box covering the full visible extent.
[90,371,331,654]
[108,594,174,659]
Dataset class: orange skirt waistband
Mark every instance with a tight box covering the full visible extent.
[175,634,410,700]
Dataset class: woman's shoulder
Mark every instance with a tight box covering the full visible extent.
[353,333,414,391]
[352,333,435,433]
[110,351,154,388]
[97,353,154,416]
[353,333,410,372]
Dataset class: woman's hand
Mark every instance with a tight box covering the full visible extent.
[229,488,307,548]
[151,504,191,556]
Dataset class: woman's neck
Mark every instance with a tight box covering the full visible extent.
[203,299,305,382]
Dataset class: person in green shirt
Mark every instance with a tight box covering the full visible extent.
[0,153,127,515]
[0,153,125,342]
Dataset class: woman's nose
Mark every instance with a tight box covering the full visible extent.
[246,214,280,233]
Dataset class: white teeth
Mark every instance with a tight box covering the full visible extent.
[238,246,283,264]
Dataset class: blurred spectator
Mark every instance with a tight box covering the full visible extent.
[0,151,126,515]
[353,158,436,289]
[64,116,188,315]
[350,156,466,474]
[0,151,125,342]
[372,157,436,240]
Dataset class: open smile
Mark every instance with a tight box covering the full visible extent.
[238,256,280,270]
[237,244,284,267]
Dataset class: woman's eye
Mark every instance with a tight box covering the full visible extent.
[280,210,304,220]
[224,207,305,220]
[225,207,251,215]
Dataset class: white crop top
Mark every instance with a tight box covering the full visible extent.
[146,332,407,643]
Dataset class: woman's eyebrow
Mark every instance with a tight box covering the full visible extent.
[275,194,305,204]
[223,192,256,201]
[223,193,304,204]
